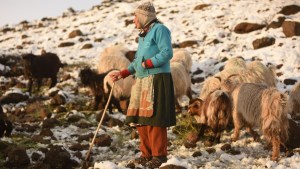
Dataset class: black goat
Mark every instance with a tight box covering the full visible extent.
[79,67,122,113]
[22,52,64,93]
[0,104,13,137]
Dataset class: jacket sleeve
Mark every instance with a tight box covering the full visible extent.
[150,25,173,67]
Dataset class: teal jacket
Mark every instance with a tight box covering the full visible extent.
[127,23,173,78]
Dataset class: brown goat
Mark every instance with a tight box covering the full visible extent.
[22,52,64,93]
[188,90,232,145]
[79,67,122,113]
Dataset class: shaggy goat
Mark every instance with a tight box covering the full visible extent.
[188,90,232,144]
[171,48,192,73]
[287,82,300,119]
[170,62,193,110]
[0,104,13,137]
[229,83,289,161]
[79,67,122,113]
[22,52,64,93]
[103,70,135,113]
[200,59,276,99]
[97,44,131,74]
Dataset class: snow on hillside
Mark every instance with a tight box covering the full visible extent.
[0,0,300,169]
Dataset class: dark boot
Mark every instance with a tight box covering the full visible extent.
[126,156,152,168]
[145,156,167,168]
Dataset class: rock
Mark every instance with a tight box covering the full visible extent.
[94,134,113,147]
[42,118,60,129]
[282,21,300,37]
[69,143,89,151]
[205,147,216,154]
[178,40,198,48]
[192,151,202,157]
[160,164,187,169]
[252,37,275,49]
[39,128,54,139]
[267,17,285,29]
[221,143,231,151]
[191,77,205,84]
[58,42,75,47]
[184,141,197,148]
[194,4,210,10]
[0,92,28,104]
[283,78,297,85]
[106,118,124,127]
[228,148,241,155]
[68,29,83,38]
[279,5,300,15]
[234,22,265,34]
[192,68,204,75]
[7,147,30,168]
[81,43,93,49]
[78,133,94,142]
[50,92,67,105]
[31,152,42,161]
[44,145,77,169]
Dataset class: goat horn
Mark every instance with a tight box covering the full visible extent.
[215,76,222,82]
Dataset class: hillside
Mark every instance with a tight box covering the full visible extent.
[0,0,300,169]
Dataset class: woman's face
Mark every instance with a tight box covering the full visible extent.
[133,14,141,29]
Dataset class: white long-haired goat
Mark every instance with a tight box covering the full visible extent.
[200,58,276,99]
[219,76,289,161]
[97,44,131,73]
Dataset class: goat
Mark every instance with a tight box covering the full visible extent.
[103,70,134,113]
[22,52,64,93]
[227,82,289,161]
[287,82,300,119]
[188,90,232,145]
[0,104,13,137]
[171,62,193,111]
[97,44,131,74]
[79,67,122,113]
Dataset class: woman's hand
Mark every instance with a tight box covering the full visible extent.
[109,71,122,82]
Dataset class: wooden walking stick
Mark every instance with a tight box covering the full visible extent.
[81,82,115,169]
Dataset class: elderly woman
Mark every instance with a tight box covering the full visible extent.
[110,1,176,168]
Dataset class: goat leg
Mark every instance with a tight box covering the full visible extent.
[246,126,260,142]
[94,96,101,111]
[198,124,206,138]
[50,76,57,88]
[28,78,33,93]
[37,78,42,92]
[271,136,280,161]
[4,120,13,137]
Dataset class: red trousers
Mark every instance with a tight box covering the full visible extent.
[137,126,168,158]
